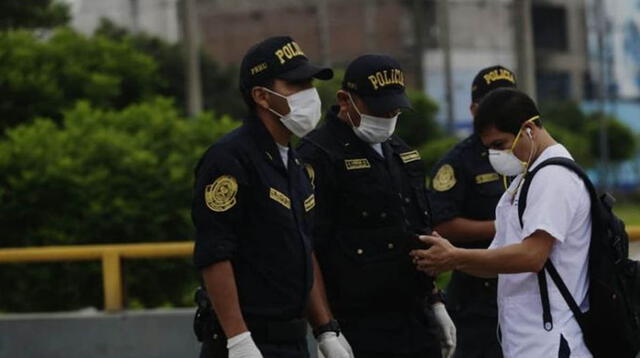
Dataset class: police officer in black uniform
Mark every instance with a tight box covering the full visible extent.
[192,36,354,358]
[298,54,456,358]
[427,65,516,358]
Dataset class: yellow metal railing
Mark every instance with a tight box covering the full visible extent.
[0,242,193,312]
[0,227,638,312]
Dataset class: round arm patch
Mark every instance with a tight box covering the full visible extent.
[432,164,456,192]
[205,175,238,212]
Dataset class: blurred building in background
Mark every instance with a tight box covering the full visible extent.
[66,0,180,42]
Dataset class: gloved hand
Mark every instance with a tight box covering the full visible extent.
[227,332,263,358]
[317,331,354,358]
[432,302,456,358]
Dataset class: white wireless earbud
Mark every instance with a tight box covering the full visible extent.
[526,127,532,138]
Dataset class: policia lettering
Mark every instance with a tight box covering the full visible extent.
[483,68,515,86]
[368,69,405,90]
[275,41,305,64]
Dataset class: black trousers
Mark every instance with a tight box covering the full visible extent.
[199,338,309,358]
[352,348,441,358]
[451,315,503,358]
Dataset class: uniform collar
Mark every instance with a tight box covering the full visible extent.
[245,115,301,173]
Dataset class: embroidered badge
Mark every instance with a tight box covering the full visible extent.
[205,175,238,212]
[269,188,291,209]
[344,158,371,170]
[304,194,316,212]
[400,150,421,163]
[432,164,456,192]
[475,173,500,184]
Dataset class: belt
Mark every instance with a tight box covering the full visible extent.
[246,318,308,344]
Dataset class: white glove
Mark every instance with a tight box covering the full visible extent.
[227,332,263,358]
[317,331,354,358]
[432,302,456,358]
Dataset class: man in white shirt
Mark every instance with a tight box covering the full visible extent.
[410,88,592,358]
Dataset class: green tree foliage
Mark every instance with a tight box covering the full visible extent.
[586,113,636,164]
[0,28,159,132]
[94,19,246,119]
[396,90,442,148]
[539,101,636,167]
[0,0,70,31]
[0,99,239,311]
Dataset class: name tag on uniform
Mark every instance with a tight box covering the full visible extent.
[475,173,500,184]
[269,188,291,209]
[344,158,371,170]
[399,150,421,163]
[304,194,315,212]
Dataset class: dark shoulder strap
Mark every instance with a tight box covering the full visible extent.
[517,157,598,228]
[516,157,595,332]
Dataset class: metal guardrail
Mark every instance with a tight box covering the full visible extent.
[0,242,193,312]
[0,228,638,312]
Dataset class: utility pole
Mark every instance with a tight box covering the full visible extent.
[316,0,331,67]
[364,0,378,52]
[411,0,426,91]
[514,0,537,99]
[130,0,140,33]
[182,0,203,116]
[596,0,609,189]
[438,0,455,135]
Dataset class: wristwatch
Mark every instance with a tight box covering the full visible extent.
[313,319,341,338]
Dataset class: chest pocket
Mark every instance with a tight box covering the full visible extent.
[402,160,431,227]
[338,158,385,222]
[475,172,504,197]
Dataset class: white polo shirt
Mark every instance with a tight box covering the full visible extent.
[489,144,592,358]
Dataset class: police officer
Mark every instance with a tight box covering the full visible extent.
[192,36,354,358]
[427,65,516,358]
[298,54,456,358]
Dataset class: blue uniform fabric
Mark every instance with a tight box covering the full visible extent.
[297,106,440,355]
[192,116,315,357]
[428,134,504,357]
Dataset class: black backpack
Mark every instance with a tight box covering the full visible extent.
[517,157,640,358]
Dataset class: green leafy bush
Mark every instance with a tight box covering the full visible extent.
[0,98,239,311]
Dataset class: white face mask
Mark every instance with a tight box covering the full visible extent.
[263,87,322,138]
[488,149,526,176]
[487,116,539,177]
[347,94,398,144]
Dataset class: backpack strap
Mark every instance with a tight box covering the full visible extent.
[517,157,596,332]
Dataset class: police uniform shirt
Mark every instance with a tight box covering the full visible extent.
[297,106,438,354]
[428,134,503,247]
[192,117,315,321]
[428,134,503,319]
[489,144,591,358]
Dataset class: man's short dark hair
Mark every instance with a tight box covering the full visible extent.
[474,88,542,135]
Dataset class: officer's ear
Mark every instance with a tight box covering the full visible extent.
[251,86,270,110]
[470,103,479,118]
[336,90,351,113]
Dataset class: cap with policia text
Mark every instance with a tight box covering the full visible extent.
[342,54,412,115]
[240,36,333,92]
[471,65,516,103]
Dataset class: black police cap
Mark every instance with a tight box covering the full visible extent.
[342,54,412,115]
[471,65,516,103]
[239,36,333,91]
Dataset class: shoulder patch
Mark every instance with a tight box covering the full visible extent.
[476,172,499,184]
[304,163,315,189]
[344,158,371,170]
[205,175,238,212]
[432,164,456,192]
[304,194,316,212]
[400,150,421,163]
[269,188,291,209]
